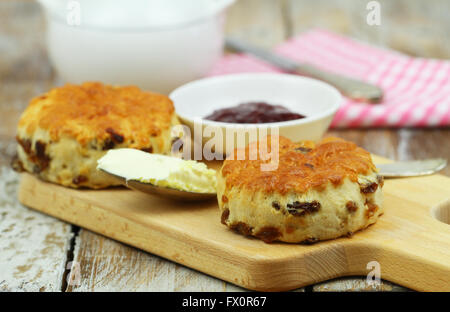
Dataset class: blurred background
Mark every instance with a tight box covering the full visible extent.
[227,0,450,57]
[0,0,449,292]
[1,0,449,164]
[1,0,449,161]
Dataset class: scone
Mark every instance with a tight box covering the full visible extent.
[217,136,384,243]
[14,82,179,188]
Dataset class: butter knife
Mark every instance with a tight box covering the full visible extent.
[226,37,384,103]
[377,158,447,178]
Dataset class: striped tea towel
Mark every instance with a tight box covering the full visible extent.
[209,29,450,128]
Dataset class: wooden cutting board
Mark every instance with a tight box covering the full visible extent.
[17,156,450,291]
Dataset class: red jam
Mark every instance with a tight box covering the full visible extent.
[204,102,306,124]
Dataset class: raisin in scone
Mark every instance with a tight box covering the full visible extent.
[14,82,179,188]
[217,136,384,243]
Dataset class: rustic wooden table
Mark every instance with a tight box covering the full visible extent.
[0,0,448,292]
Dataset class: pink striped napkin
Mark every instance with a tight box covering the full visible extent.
[209,29,450,128]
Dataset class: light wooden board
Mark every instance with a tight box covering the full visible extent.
[17,157,450,291]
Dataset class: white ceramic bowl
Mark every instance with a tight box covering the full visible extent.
[170,73,342,155]
[38,0,234,94]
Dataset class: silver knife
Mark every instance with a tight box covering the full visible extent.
[377,158,447,178]
[226,37,384,103]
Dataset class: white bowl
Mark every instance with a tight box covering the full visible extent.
[170,73,342,156]
[38,0,234,94]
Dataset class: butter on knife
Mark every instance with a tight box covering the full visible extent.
[97,148,217,194]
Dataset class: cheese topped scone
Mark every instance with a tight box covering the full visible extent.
[217,136,384,243]
[14,82,179,188]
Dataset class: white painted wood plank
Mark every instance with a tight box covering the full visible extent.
[67,230,245,292]
[0,166,73,291]
[312,277,409,292]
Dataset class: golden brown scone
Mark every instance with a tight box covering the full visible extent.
[14,82,179,188]
[217,136,384,243]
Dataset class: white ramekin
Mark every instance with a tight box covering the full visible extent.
[170,73,342,155]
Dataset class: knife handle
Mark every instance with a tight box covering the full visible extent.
[295,64,383,103]
[226,37,383,103]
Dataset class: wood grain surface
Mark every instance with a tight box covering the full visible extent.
[0,0,449,291]
[18,164,450,291]
[0,167,73,291]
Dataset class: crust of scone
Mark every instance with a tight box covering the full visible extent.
[218,136,384,243]
[15,82,179,188]
[221,136,377,194]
